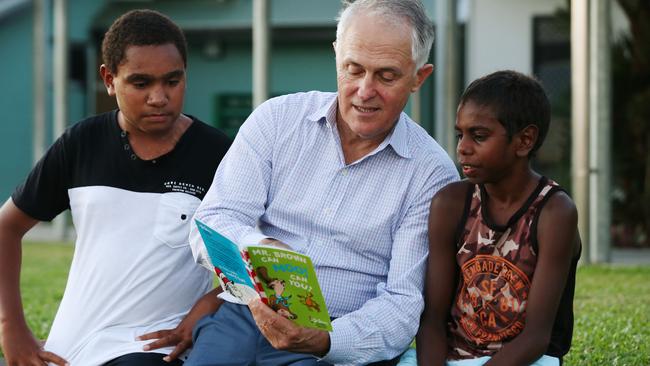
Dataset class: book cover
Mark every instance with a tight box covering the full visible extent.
[195,219,332,331]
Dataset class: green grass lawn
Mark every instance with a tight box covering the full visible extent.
[2,242,650,364]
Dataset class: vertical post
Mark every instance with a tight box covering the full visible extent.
[411,91,421,124]
[53,0,68,140]
[253,0,270,108]
[571,0,590,262]
[588,0,612,263]
[33,0,46,165]
[435,0,459,156]
[53,0,69,240]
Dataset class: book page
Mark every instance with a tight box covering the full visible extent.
[195,219,259,303]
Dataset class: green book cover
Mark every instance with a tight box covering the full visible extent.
[195,219,332,331]
[247,246,332,331]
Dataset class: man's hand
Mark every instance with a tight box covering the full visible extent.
[259,238,292,250]
[0,325,68,366]
[248,298,330,356]
[137,289,223,362]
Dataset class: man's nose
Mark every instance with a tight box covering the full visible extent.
[357,74,377,100]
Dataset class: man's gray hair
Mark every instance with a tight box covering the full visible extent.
[336,0,434,69]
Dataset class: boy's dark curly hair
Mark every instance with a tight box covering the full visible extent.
[101,9,187,74]
[459,70,551,156]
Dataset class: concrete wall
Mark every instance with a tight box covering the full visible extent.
[465,0,566,82]
[0,5,35,199]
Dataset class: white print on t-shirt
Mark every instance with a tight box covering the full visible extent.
[164,180,206,196]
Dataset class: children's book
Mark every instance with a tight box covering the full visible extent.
[195,219,332,331]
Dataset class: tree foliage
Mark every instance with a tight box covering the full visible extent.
[611,0,650,247]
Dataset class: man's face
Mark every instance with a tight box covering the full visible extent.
[335,13,432,143]
[100,43,186,136]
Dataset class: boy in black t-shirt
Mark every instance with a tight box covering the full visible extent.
[0,9,230,366]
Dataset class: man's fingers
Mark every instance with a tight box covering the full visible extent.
[38,350,69,366]
[248,298,276,318]
[163,339,192,362]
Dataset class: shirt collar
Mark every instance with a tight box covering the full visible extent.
[307,94,412,159]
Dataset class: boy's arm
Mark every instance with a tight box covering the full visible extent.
[416,182,466,366]
[485,191,579,366]
[0,199,68,366]
[137,287,224,361]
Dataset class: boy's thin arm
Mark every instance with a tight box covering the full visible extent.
[416,182,466,366]
[485,192,578,366]
[137,287,224,361]
[0,199,68,365]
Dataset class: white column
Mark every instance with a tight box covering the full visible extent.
[53,0,69,240]
[435,0,459,157]
[571,0,590,262]
[588,0,612,263]
[53,0,68,140]
[32,0,46,164]
[253,0,270,108]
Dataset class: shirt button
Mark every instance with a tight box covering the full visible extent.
[130,154,137,160]
[341,169,348,176]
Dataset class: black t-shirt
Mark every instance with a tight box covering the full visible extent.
[13,110,231,221]
[11,110,232,363]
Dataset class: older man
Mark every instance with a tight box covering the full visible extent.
[187,1,458,365]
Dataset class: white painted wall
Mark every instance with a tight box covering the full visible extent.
[465,0,630,86]
[466,0,565,83]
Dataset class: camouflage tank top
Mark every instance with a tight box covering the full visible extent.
[447,177,564,359]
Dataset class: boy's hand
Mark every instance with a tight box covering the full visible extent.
[137,322,191,362]
[1,325,68,366]
[248,298,330,356]
[136,288,223,362]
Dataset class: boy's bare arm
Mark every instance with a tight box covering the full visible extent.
[417,182,467,366]
[486,191,579,366]
[138,287,224,361]
[0,199,68,366]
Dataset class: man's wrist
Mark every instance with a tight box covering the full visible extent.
[311,330,331,357]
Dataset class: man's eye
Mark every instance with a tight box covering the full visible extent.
[473,134,487,142]
[379,72,396,82]
[168,79,180,86]
[346,66,363,76]
[133,81,148,88]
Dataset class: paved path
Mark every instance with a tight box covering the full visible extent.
[611,248,650,265]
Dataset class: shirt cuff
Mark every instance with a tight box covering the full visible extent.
[320,319,356,364]
[240,231,271,247]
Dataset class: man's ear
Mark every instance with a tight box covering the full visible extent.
[411,63,434,92]
[99,64,116,96]
[515,124,539,157]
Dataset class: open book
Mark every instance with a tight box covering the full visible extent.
[195,219,332,331]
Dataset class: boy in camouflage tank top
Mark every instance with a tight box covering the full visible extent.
[416,70,581,366]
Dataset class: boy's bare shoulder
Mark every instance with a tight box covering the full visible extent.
[542,189,577,219]
[430,180,472,214]
[538,188,581,254]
